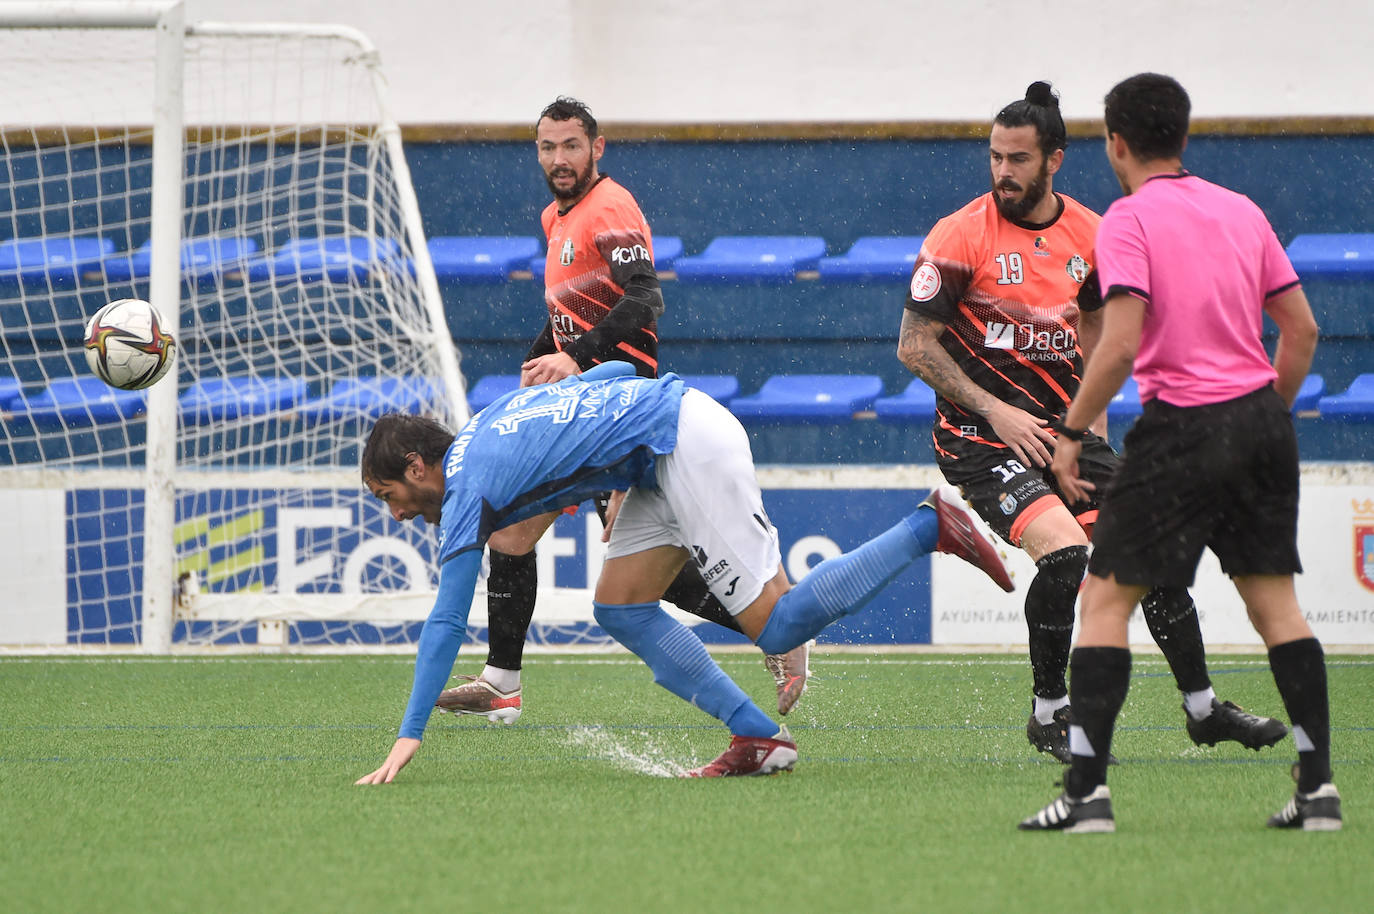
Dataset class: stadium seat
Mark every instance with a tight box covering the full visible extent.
[1317,373,1374,421]
[294,376,442,422]
[0,237,114,285]
[241,237,401,283]
[673,236,826,284]
[873,377,937,423]
[0,376,22,410]
[679,374,740,407]
[1286,234,1374,277]
[100,235,260,282]
[1292,373,1325,413]
[529,235,684,280]
[729,374,884,423]
[178,376,308,424]
[1284,234,1374,337]
[465,374,521,413]
[427,236,541,283]
[817,236,925,282]
[1107,377,1143,421]
[17,377,147,428]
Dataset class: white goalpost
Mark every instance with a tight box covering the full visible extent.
[0,2,473,652]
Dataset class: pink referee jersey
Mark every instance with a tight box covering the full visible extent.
[1094,172,1300,408]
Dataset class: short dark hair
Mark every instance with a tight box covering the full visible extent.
[994,81,1067,157]
[538,96,598,141]
[1104,73,1190,162]
[361,412,454,483]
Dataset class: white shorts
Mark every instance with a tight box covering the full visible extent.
[605,389,782,615]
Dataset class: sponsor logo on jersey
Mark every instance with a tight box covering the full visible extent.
[560,239,575,266]
[999,492,1018,515]
[1033,236,1050,257]
[610,243,651,265]
[910,261,941,301]
[1065,253,1089,283]
[983,321,1077,360]
[961,425,978,437]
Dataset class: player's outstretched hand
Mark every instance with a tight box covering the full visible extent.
[520,352,579,387]
[355,737,421,785]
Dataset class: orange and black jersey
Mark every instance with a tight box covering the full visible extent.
[527,175,664,378]
[905,192,1102,453]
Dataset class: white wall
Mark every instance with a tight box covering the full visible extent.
[173,0,1374,124]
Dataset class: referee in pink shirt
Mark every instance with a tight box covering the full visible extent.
[1019,73,1340,833]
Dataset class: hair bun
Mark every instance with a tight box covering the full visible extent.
[1025,81,1058,108]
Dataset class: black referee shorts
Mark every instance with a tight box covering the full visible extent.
[1088,384,1303,587]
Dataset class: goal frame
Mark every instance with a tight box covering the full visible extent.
[0,1,466,652]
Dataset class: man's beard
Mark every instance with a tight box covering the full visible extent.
[545,162,596,201]
[993,162,1051,222]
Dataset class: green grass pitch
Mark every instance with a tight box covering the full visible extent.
[2,651,1370,912]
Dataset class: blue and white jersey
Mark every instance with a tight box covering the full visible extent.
[437,363,685,563]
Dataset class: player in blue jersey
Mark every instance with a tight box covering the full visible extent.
[354,362,1014,784]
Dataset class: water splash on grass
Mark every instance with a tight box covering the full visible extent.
[561,726,690,778]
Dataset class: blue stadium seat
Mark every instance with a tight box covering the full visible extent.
[529,235,684,280]
[1317,373,1374,421]
[427,237,541,283]
[1286,234,1374,277]
[17,377,147,428]
[1284,234,1374,337]
[179,376,308,424]
[817,236,925,282]
[1292,373,1325,413]
[873,377,937,423]
[294,376,442,422]
[729,374,883,423]
[679,374,740,407]
[0,237,113,285]
[0,376,22,410]
[241,237,401,283]
[674,236,826,284]
[1107,377,1143,421]
[465,374,521,413]
[100,236,260,282]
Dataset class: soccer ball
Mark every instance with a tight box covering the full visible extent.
[83,298,177,390]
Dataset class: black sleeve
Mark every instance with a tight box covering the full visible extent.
[562,264,664,369]
[524,319,556,363]
[1077,268,1104,312]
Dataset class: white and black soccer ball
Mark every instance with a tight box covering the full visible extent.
[83,298,177,390]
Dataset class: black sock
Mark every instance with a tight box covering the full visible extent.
[1024,546,1087,700]
[1142,587,1211,694]
[1066,646,1132,796]
[662,564,744,634]
[484,549,538,671]
[1268,637,1332,793]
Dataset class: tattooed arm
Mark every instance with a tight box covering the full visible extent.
[897,309,1058,468]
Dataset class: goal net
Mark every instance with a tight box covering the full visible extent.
[0,3,479,651]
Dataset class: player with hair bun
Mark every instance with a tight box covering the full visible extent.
[897,82,1286,765]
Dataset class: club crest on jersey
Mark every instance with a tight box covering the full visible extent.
[1065,253,1089,283]
[910,262,941,301]
[1033,236,1050,257]
[560,239,575,266]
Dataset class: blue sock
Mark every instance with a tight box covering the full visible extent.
[593,600,777,738]
[756,510,933,655]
